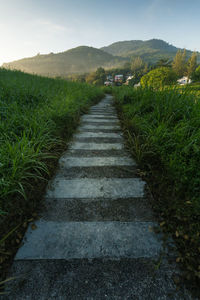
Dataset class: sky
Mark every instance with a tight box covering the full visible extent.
[0,0,200,66]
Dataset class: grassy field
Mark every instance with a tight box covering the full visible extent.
[113,86,200,293]
[0,68,103,283]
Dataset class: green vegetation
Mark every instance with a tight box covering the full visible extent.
[86,67,107,85]
[194,65,200,81]
[113,86,200,291]
[0,68,103,214]
[140,67,177,88]
[101,39,200,64]
[0,68,103,281]
[2,46,127,77]
[3,39,200,79]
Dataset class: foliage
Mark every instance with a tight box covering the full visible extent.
[86,67,106,85]
[140,67,177,88]
[172,49,187,77]
[113,86,200,290]
[194,65,200,81]
[187,52,197,79]
[156,58,172,68]
[131,57,144,72]
[0,68,103,215]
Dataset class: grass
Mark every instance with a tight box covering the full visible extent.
[113,85,200,295]
[0,68,103,282]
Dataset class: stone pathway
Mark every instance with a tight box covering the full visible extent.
[5,95,193,299]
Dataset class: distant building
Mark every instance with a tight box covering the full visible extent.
[177,76,192,85]
[134,82,141,88]
[104,81,113,86]
[115,75,123,82]
[107,75,113,81]
[124,75,134,85]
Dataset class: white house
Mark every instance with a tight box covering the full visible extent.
[177,76,192,85]
[134,82,141,88]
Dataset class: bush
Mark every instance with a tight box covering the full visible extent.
[140,67,177,89]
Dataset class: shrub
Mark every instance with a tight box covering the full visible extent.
[140,67,177,89]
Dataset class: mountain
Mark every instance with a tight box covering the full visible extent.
[101,39,200,63]
[2,46,127,77]
[2,39,200,76]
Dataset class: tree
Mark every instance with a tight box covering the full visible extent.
[95,67,106,85]
[187,52,197,80]
[172,49,187,77]
[194,65,200,81]
[85,67,106,85]
[140,67,177,89]
[123,62,131,70]
[156,58,172,68]
[131,57,144,72]
[85,72,96,84]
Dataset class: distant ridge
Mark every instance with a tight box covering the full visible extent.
[2,39,200,76]
[2,46,127,77]
[101,39,199,63]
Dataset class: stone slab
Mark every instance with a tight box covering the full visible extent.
[74,132,122,139]
[46,178,145,199]
[81,118,119,123]
[82,114,118,119]
[79,124,120,130]
[69,142,124,150]
[59,156,135,167]
[5,259,188,300]
[15,221,162,260]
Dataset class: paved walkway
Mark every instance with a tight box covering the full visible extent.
[5,95,192,299]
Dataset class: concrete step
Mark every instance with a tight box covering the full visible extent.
[78,124,121,131]
[81,114,118,119]
[5,258,186,300]
[46,178,145,199]
[15,221,162,260]
[74,132,122,139]
[59,156,135,168]
[69,142,124,150]
[80,118,120,123]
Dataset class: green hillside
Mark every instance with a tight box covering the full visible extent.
[101,39,200,63]
[2,39,200,77]
[2,46,127,77]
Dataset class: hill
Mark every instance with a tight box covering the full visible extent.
[101,39,200,63]
[2,39,200,76]
[2,46,127,77]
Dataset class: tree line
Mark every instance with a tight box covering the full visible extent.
[66,49,200,86]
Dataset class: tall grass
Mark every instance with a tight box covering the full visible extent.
[0,68,103,214]
[113,86,200,288]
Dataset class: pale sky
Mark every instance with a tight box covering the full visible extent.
[0,0,200,66]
